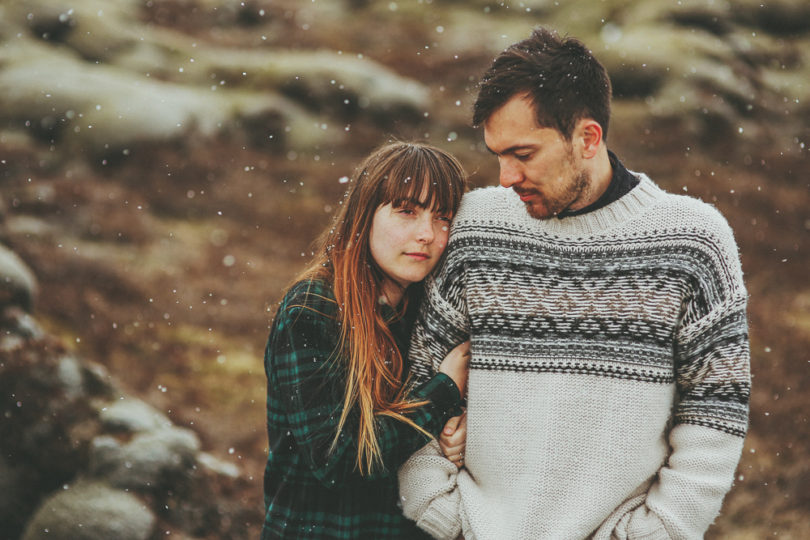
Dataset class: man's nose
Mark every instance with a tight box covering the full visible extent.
[499,159,522,188]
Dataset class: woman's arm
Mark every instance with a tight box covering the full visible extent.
[267,284,464,487]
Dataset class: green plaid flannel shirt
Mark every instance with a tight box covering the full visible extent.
[262,279,463,539]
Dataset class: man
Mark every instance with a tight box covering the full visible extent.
[398,27,750,539]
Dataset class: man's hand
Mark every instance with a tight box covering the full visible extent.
[439,412,467,468]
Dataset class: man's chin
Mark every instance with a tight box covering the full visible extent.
[524,201,553,220]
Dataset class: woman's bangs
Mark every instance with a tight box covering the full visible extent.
[380,150,462,214]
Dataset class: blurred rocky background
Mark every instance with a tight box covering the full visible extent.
[1,0,808,538]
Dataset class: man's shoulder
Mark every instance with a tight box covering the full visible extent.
[455,186,518,222]
[653,187,733,233]
[636,181,738,248]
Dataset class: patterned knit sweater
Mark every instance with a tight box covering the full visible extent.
[398,174,750,539]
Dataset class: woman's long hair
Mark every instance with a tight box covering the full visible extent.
[295,141,466,475]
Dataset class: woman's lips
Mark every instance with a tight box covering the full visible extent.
[405,252,430,261]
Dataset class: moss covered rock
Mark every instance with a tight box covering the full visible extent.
[21,481,155,540]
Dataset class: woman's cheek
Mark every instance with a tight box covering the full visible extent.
[436,229,450,252]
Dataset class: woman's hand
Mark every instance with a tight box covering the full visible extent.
[438,340,470,468]
[440,412,467,468]
[438,340,471,397]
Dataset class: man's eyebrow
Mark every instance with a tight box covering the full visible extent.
[486,144,536,156]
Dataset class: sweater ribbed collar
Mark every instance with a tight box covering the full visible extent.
[511,173,665,238]
[557,150,639,218]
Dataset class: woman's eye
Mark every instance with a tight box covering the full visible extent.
[436,215,452,223]
[397,208,415,215]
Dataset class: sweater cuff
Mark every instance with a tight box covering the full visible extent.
[416,494,463,540]
[413,373,463,415]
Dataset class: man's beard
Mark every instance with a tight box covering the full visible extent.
[523,169,590,220]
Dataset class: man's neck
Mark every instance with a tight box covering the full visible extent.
[559,149,639,219]
[586,147,614,205]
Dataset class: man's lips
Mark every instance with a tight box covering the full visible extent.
[514,188,538,202]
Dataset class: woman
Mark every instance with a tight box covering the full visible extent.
[262,141,469,539]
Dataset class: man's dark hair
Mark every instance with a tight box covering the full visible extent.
[472,27,612,141]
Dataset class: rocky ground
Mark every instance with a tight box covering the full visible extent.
[1,0,809,538]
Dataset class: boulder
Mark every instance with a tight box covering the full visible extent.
[0,0,431,157]
[0,244,37,312]
[21,481,155,540]
[89,427,201,491]
[0,307,45,353]
[421,0,810,153]
[99,397,175,433]
[0,39,328,152]
[587,1,810,149]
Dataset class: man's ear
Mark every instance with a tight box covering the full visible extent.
[577,120,603,159]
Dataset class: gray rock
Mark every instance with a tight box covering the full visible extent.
[89,427,201,491]
[3,215,59,240]
[1,306,44,339]
[192,48,431,119]
[0,244,37,311]
[0,43,324,151]
[197,451,240,479]
[81,361,119,397]
[0,3,332,153]
[56,355,85,399]
[0,0,439,156]
[0,332,24,352]
[21,481,155,540]
[99,397,173,433]
[0,306,44,352]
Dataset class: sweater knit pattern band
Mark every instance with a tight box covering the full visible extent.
[401,174,750,539]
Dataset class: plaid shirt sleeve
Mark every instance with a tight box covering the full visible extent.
[267,280,462,488]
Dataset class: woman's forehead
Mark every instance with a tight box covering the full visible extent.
[391,182,438,207]
[381,160,459,212]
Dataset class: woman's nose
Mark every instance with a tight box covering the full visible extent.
[416,215,435,243]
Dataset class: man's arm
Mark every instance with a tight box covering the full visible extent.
[650,293,749,538]
[408,270,471,384]
[401,242,471,535]
[602,216,751,539]
[399,441,464,540]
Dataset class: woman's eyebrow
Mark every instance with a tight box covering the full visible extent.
[395,198,451,215]
[394,197,429,209]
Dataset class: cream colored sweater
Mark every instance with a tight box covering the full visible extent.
[399,176,750,539]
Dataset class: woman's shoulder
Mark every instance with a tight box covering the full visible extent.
[280,278,337,315]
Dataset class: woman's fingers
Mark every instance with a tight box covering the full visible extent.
[439,412,467,468]
[447,450,465,468]
[442,414,463,436]
[441,442,465,456]
[439,341,471,396]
